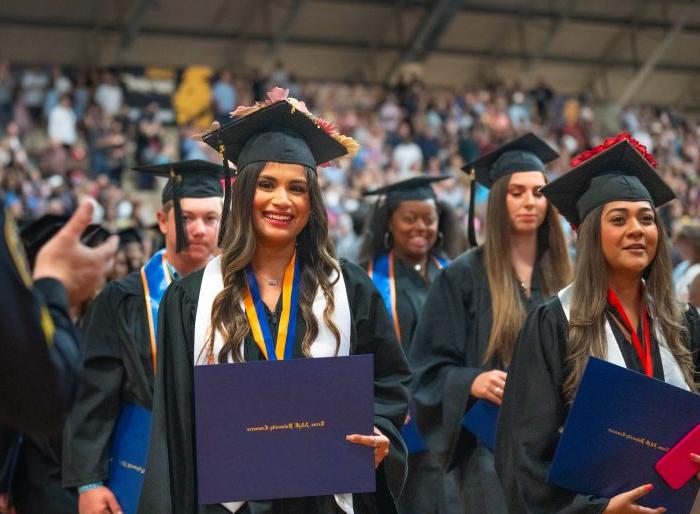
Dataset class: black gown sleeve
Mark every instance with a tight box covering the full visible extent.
[62,281,128,487]
[341,261,412,507]
[0,203,81,437]
[139,276,199,514]
[495,299,609,514]
[408,259,482,464]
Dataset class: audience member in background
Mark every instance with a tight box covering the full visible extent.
[673,224,700,304]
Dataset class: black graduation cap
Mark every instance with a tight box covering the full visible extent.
[540,135,675,227]
[19,214,109,269]
[201,98,357,244]
[117,227,143,247]
[363,175,452,207]
[132,160,224,252]
[460,133,559,247]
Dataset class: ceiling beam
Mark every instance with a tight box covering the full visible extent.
[2,15,700,75]
[524,0,582,71]
[617,8,688,105]
[119,0,158,49]
[318,0,700,35]
[268,0,306,55]
[384,0,463,81]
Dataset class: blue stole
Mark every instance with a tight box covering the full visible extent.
[368,251,448,453]
[107,248,173,514]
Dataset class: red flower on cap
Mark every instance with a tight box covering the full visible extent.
[570,132,657,169]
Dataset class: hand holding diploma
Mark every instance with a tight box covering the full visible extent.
[603,484,666,514]
[78,485,123,514]
[346,426,390,468]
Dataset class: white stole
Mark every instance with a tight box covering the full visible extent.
[193,255,355,513]
[557,284,690,391]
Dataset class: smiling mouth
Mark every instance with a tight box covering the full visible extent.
[623,245,646,251]
[263,212,294,222]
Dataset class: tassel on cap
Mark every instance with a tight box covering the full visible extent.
[218,140,232,247]
[170,168,188,253]
[467,168,477,248]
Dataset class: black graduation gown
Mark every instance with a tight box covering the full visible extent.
[0,200,82,437]
[63,271,155,488]
[138,259,411,514]
[495,297,700,514]
[408,247,546,514]
[363,256,444,514]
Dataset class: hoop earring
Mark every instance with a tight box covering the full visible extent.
[383,232,393,250]
[435,231,444,249]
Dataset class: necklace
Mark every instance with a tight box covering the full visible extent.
[254,273,280,286]
[414,264,422,273]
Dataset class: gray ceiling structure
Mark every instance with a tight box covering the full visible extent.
[2,0,700,110]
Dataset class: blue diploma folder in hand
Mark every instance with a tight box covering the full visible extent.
[193,355,376,504]
[548,358,700,514]
[462,399,499,451]
[107,403,152,514]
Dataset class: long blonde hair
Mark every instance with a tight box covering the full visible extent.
[563,205,696,402]
[206,162,341,363]
[483,173,572,366]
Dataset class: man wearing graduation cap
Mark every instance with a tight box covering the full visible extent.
[63,160,224,514]
[409,133,572,514]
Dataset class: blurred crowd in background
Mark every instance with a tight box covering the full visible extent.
[0,59,698,277]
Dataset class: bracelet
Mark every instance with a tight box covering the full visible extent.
[77,482,103,494]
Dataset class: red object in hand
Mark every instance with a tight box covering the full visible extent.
[655,423,700,490]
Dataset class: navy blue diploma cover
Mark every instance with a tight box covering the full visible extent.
[107,403,152,514]
[193,355,376,504]
[462,399,499,451]
[548,358,700,513]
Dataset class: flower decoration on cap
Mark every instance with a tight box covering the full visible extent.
[228,87,360,157]
[570,132,657,169]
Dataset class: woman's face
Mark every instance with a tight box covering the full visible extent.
[600,200,658,277]
[505,171,548,235]
[252,162,311,247]
[388,199,439,261]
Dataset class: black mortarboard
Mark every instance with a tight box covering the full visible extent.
[460,133,559,246]
[201,96,358,244]
[363,175,451,209]
[19,214,109,269]
[133,160,224,252]
[540,135,675,227]
[117,227,143,247]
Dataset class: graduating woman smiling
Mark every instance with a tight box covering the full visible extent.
[138,89,411,514]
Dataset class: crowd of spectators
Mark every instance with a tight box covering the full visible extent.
[0,60,698,267]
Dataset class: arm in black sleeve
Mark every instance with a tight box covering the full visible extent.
[495,301,608,514]
[408,260,482,466]
[342,260,412,506]
[0,204,82,437]
[62,282,126,487]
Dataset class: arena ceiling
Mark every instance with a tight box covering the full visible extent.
[2,0,700,111]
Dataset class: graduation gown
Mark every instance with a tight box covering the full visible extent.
[408,247,546,513]
[364,255,445,514]
[139,259,411,514]
[63,271,155,488]
[495,296,700,514]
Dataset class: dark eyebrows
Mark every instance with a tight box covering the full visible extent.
[606,206,654,215]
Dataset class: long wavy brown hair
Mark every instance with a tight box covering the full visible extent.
[205,161,341,363]
[563,205,696,402]
[483,173,572,366]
